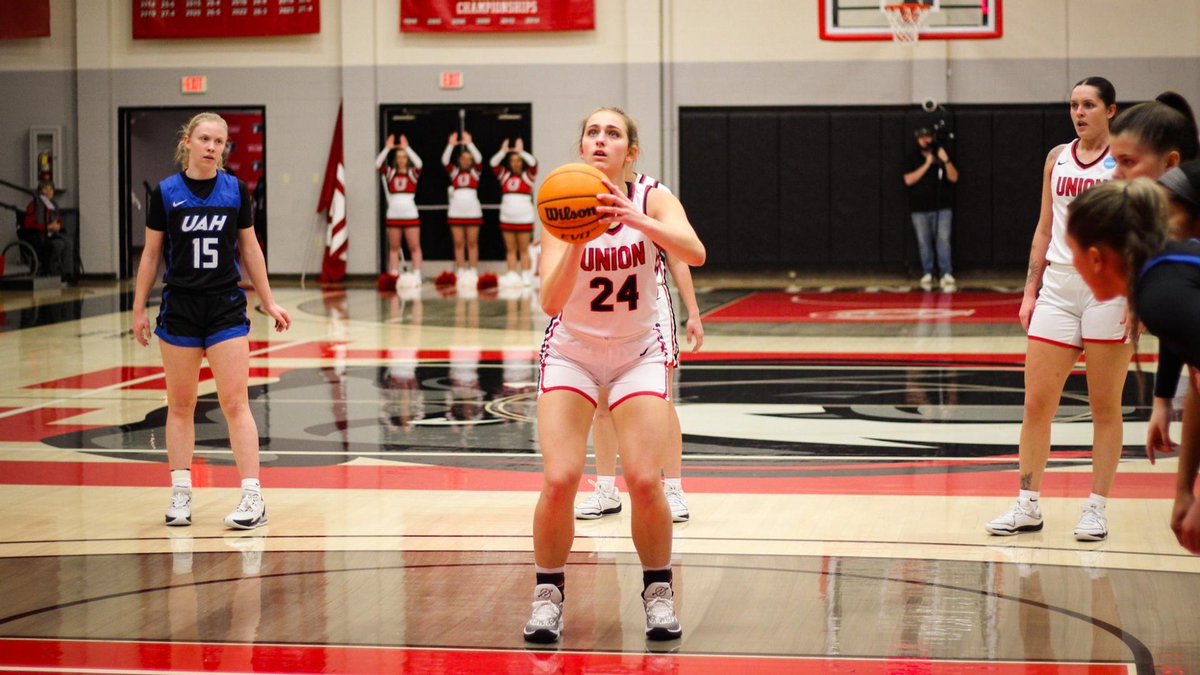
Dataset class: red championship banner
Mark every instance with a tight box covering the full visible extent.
[0,0,51,39]
[133,0,319,40]
[401,0,594,33]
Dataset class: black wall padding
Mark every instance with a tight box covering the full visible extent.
[830,113,883,263]
[678,103,1103,271]
[728,112,779,265]
[879,112,909,267]
[953,110,994,267]
[678,112,729,266]
[1043,110,1078,156]
[990,110,1047,265]
[780,112,831,264]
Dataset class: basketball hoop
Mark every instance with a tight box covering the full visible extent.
[883,3,931,44]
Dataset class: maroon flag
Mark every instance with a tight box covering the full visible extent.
[318,105,347,283]
[0,0,50,39]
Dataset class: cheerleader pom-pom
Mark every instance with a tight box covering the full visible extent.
[377,273,399,292]
[477,272,499,291]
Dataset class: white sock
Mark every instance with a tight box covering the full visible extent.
[534,565,565,575]
[663,478,682,491]
[1019,489,1039,502]
[241,478,261,493]
[1088,493,1107,508]
[596,475,615,490]
[171,469,191,489]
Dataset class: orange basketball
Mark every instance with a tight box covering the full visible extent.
[536,163,609,244]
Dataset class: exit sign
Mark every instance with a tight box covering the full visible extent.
[439,71,463,89]
[181,76,207,95]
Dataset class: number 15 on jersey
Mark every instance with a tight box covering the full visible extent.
[193,237,219,269]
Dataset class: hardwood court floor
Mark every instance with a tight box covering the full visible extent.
[0,279,1195,674]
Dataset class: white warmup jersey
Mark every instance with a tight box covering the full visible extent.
[1047,139,1115,265]
[634,173,680,365]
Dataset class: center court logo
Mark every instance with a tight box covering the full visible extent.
[49,361,1148,466]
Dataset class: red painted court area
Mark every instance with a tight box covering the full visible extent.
[0,639,1133,674]
[705,291,1022,324]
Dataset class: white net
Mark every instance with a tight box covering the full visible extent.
[883,3,931,44]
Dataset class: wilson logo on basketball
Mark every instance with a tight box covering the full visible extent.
[542,204,596,223]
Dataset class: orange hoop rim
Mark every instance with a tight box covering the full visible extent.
[883,3,933,17]
[883,3,931,43]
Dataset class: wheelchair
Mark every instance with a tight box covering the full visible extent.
[1,203,40,278]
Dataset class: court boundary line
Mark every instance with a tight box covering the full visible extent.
[0,447,1116,463]
[0,538,1193,562]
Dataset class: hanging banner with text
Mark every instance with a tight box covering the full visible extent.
[400,0,593,33]
[0,0,50,39]
[133,0,320,39]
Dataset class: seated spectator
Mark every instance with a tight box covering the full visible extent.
[23,182,74,279]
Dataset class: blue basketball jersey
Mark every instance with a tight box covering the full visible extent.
[156,171,248,292]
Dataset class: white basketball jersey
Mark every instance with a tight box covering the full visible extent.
[557,183,664,339]
[1048,139,1115,265]
[633,173,672,287]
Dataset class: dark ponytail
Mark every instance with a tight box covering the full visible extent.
[1111,91,1200,161]
[1156,91,1199,160]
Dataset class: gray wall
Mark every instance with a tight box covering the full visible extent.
[0,70,76,209]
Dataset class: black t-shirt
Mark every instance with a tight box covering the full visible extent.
[147,171,252,293]
[906,148,955,212]
[1138,240,1200,371]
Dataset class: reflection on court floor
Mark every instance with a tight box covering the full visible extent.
[0,283,1193,674]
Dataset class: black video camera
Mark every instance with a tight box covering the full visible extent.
[915,119,953,155]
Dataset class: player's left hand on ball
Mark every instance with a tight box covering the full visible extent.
[595,178,636,226]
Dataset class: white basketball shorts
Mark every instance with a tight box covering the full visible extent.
[1027,262,1127,349]
[538,321,670,409]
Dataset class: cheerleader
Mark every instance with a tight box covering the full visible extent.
[443,131,483,290]
[490,138,538,287]
[376,134,423,288]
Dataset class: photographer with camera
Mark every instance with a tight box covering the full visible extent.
[903,124,959,291]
